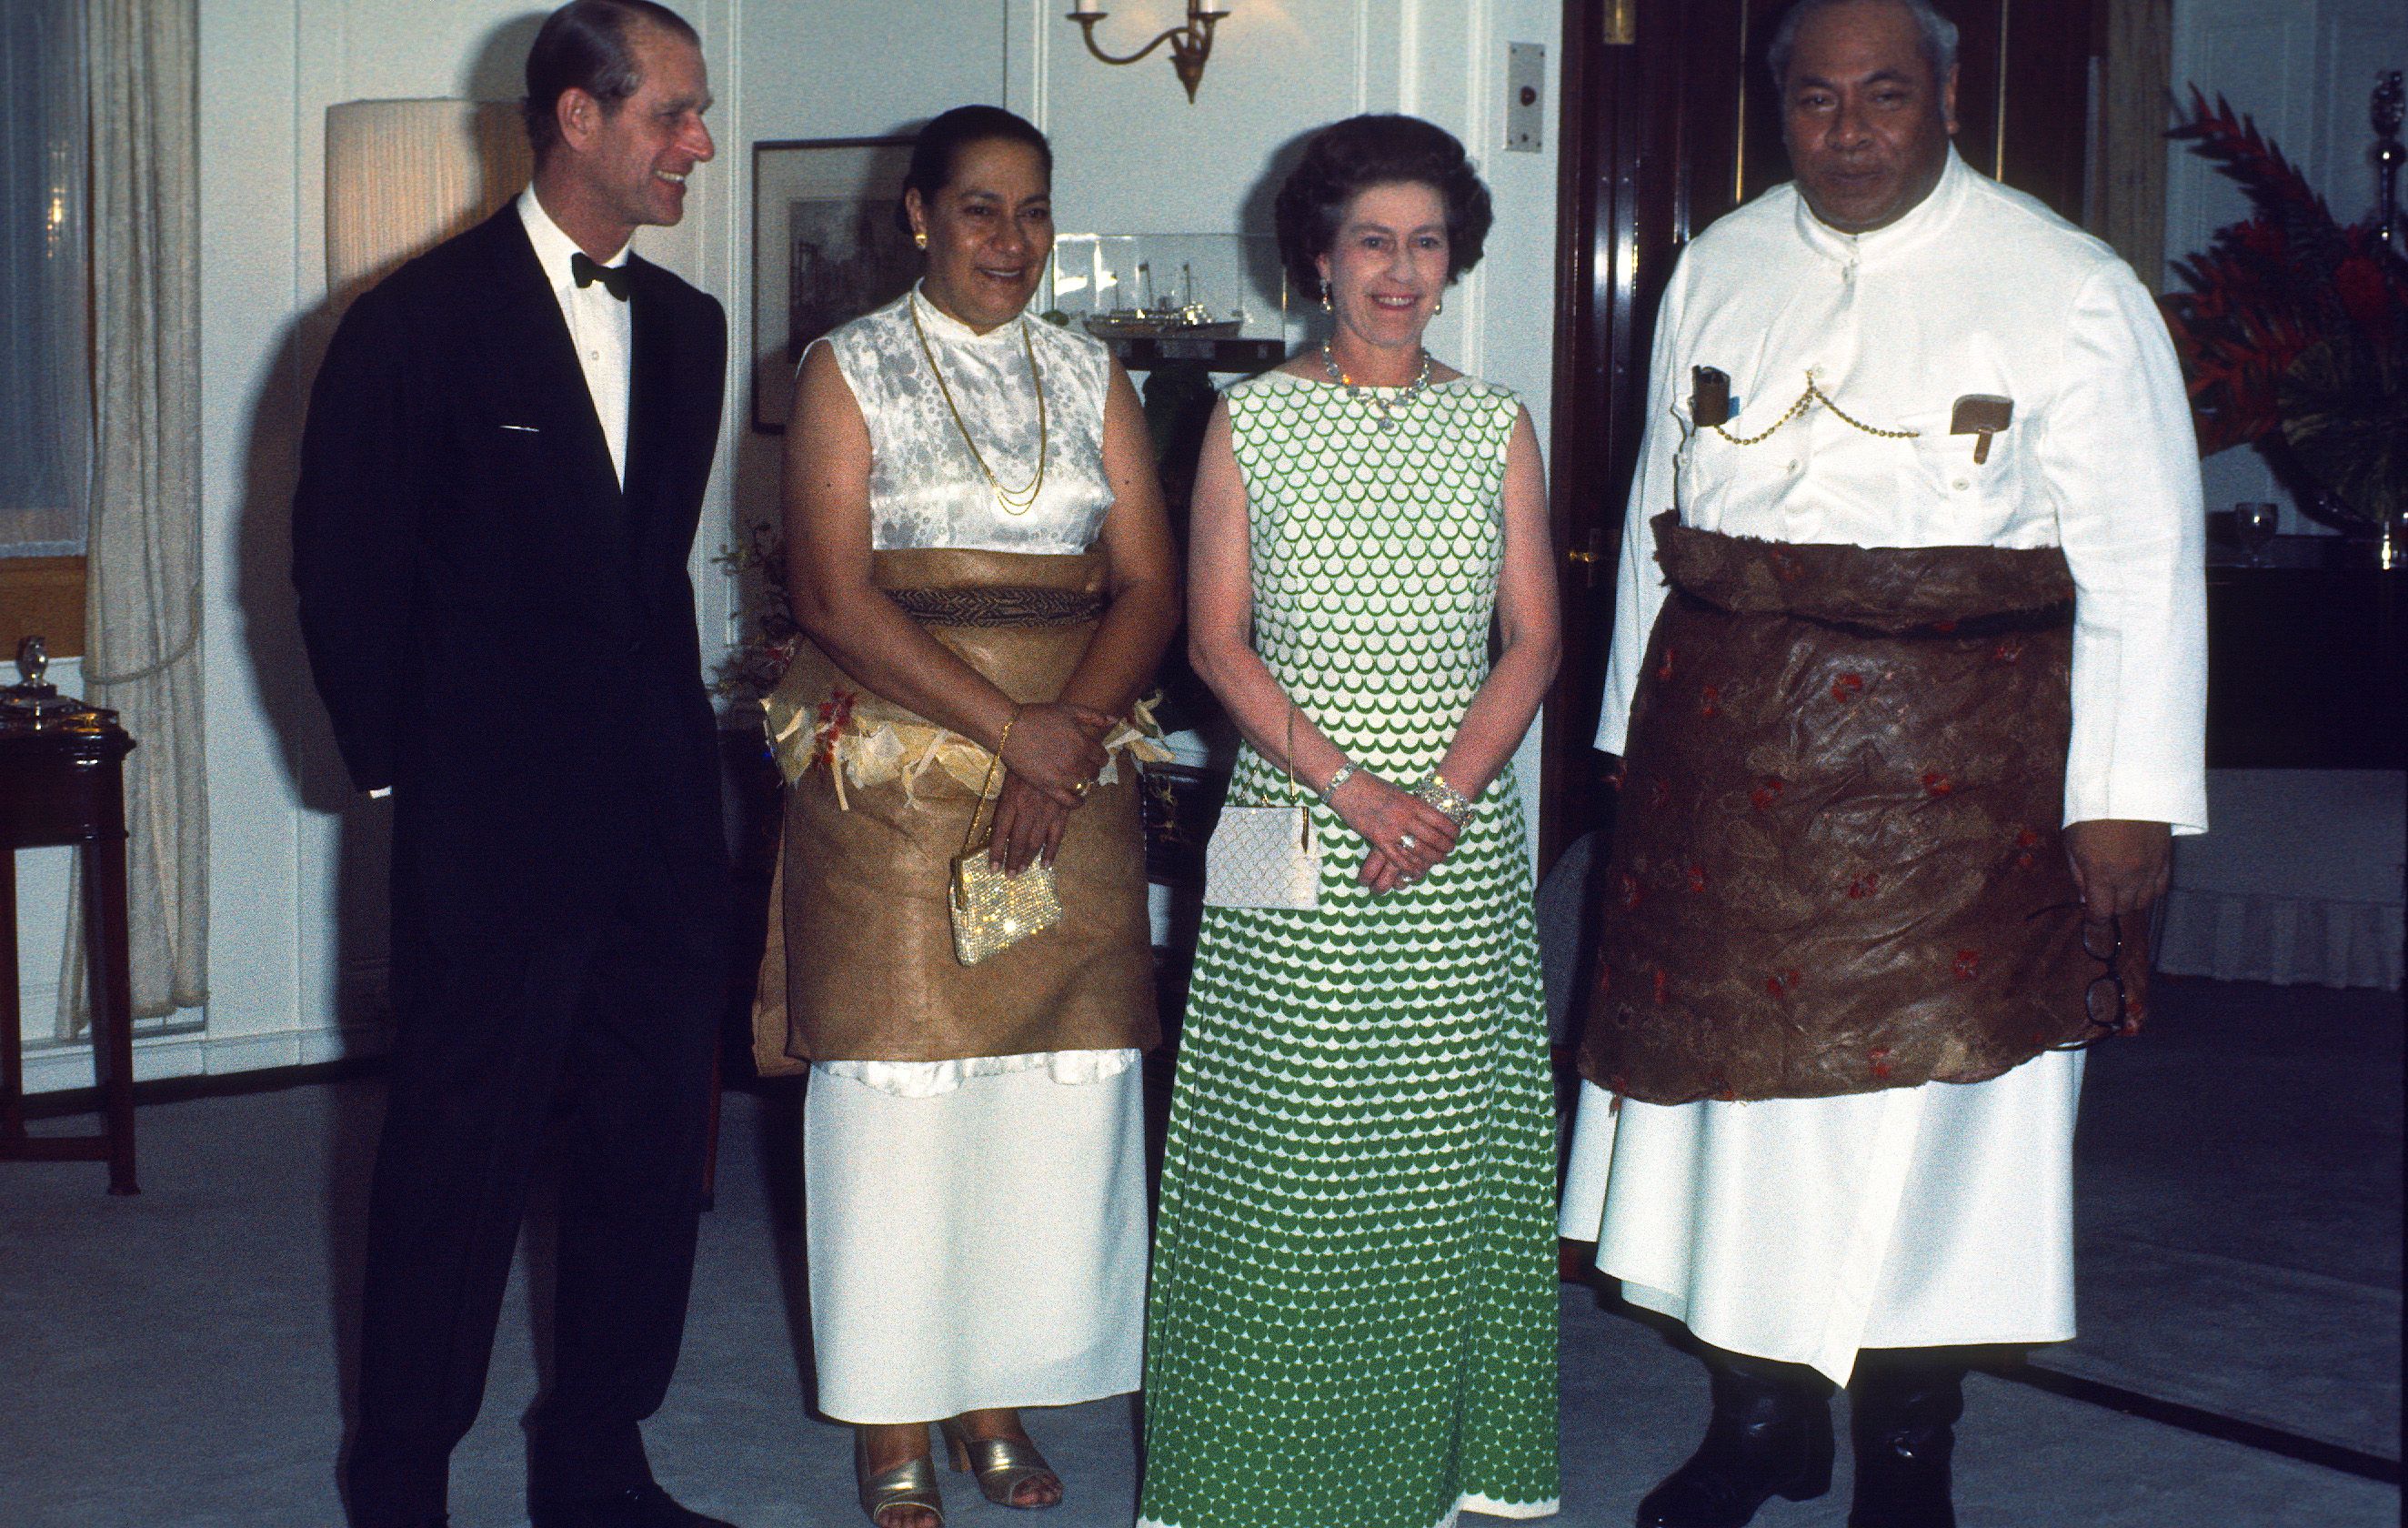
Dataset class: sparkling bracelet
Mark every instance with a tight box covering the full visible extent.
[1319,760,1360,805]
[1411,770,1475,826]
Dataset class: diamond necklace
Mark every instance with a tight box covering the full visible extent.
[1320,341,1434,432]
[909,289,1048,516]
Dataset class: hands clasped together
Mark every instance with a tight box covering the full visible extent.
[987,700,1118,876]
[1328,770,1466,896]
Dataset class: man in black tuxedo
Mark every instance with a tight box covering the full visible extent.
[293,5,737,1525]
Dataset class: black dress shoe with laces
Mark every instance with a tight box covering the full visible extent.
[1636,1348,1834,1528]
[528,1483,739,1528]
[1847,1351,1964,1528]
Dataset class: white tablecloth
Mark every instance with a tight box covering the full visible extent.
[2157,769,2403,991]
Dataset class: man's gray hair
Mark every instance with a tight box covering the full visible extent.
[1767,0,1961,91]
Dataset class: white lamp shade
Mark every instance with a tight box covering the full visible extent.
[325,98,533,300]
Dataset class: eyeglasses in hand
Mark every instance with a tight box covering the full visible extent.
[2026,901,2142,1049]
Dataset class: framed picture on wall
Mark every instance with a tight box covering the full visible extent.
[750,136,918,433]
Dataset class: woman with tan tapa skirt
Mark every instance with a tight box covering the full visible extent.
[753,107,1178,1528]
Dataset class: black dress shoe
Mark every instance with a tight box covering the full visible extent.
[1848,1351,1964,1528]
[528,1483,739,1528]
[1637,1348,1834,1528]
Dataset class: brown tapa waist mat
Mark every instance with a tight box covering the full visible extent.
[1651,511,2075,631]
[1581,516,2142,1105]
[749,543,1160,1071]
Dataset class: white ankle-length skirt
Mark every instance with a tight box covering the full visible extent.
[803,1053,1149,1422]
[1559,1048,2083,1386]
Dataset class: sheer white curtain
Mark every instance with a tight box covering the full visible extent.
[60,0,206,1034]
[0,0,89,558]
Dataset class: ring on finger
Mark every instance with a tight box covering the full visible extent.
[1400,831,1418,851]
[1071,779,1093,799]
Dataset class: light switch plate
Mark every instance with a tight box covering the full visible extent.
[1506,42,1545,153]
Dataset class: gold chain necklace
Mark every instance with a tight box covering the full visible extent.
[1321,341,1434,432]
[1714,373,1920,445]
[909,290,1048,516]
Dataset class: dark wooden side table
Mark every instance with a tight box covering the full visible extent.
[2204,535,2405,769]
[0,719,140,1194]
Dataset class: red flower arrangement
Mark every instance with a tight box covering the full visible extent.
[2160,89,2408,529]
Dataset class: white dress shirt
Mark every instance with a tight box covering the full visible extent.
[517,186,632,485]
[1596,146,2208,835]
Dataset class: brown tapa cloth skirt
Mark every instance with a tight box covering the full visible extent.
[1579,513,2148,1105]
[749,548,1159,1075]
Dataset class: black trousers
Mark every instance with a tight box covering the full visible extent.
[344,839,729,1526]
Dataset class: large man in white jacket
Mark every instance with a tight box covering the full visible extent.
[1557,3,2205,1526]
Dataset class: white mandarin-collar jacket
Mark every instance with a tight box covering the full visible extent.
[1596,147,2209,834]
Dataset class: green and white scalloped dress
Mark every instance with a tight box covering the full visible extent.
[1138,371,1561,1528]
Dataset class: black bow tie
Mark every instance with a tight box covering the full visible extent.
[570,251,630,301]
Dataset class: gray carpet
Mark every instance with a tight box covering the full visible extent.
[2034,977,2403,1459]
[4,1018,2397,1527]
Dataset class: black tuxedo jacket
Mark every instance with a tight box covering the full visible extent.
[294,204,730,940]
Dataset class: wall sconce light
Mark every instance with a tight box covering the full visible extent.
[1068,1,1233,105]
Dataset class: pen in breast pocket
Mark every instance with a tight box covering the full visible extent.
[1691,367,1732,427]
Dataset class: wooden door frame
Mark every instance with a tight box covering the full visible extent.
[1541,0,1747,871]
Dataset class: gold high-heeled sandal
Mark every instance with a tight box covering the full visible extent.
[941,1421,1062,1511]
[855,1432,945,1528]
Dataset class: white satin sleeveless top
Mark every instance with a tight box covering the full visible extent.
[818,285,1115,554]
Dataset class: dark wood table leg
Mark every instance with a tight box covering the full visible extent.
[84,836,138,1196]
[1,853,22,1146]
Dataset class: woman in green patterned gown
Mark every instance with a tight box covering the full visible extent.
[1139,115,1562,1528]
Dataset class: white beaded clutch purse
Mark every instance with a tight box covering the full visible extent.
[1203,707,1321,911]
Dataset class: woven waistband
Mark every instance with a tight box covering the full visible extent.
[885,585,1108,628]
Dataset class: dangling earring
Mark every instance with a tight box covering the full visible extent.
[1319,281,1333,313]
[913,229,928,250]
[1433,296,1444,317]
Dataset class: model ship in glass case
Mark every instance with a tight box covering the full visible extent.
[1043,234,1293,369]
[1078,258,1243,339]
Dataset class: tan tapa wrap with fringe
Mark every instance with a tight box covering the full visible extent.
[1580,514,2149,1106]
[750,548,1165,1075]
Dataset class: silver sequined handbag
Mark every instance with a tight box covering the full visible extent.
[1203,706,1321,911]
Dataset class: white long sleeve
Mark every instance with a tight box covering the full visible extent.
[2040,266,2208,831]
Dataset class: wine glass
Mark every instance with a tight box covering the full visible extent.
[2233,501,2280,565]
